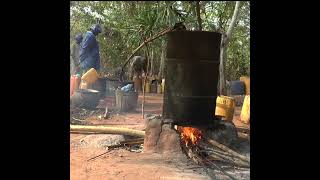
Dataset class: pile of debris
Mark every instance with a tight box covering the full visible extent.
[70,107,107,125]
[87,137,144,161]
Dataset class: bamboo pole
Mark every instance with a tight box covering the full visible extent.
[70,125,145,137]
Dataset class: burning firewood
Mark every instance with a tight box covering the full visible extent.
[205,138,250,163]
[207,151,250,168]
[197,141,249,168]
[177,126,203,146]
[176,125,249,179]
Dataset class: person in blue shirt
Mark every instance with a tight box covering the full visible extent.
[78,24,102,74]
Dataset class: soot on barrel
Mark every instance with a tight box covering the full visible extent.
[162,31,222,126]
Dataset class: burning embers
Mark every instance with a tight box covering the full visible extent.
[177,126,203,147]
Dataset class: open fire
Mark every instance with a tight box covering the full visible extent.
[177,126,203,147]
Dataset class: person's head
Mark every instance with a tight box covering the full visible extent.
[90,24,102,36]
[75,34,83,45]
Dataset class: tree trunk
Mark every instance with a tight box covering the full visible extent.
[219,1,241,95]
[150,49,154,76]
[219,35,227,95]
[196,1,202,31]
[158,41,166,79]
[225,1,241,44]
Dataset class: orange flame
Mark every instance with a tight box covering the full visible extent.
[178,126,203,146]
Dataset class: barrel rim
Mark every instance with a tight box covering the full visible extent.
[76,89,100,94]
[168,30,222,36]
[217,95,235,100]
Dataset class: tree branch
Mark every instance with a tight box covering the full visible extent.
[219,1,241,95]
[225,1,241,44]
[218,2,228,32]
[195,1,202,31]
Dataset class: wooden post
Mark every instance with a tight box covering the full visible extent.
[142,37,151,119]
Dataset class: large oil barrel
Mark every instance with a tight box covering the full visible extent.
[163,31,221,126]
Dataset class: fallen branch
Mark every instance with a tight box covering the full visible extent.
[71,117,86,121]
[205,138,249,163]
[87,144,124,161]
[70,125,145,137]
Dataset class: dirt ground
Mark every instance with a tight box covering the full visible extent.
[70,93,250,180]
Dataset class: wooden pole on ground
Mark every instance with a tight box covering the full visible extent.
[70,125,145,137]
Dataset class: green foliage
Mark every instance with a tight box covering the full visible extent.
[70,1,250,79]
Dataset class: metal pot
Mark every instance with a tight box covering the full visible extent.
[70,89,100,109]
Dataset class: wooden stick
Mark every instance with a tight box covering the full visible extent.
[87,144,123,161]
[198,142,249,168]
[203,157,238,180]
[71,117,86,121]
[205,138,249,163]
[208,151,250,168]
[211,148,241,158]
